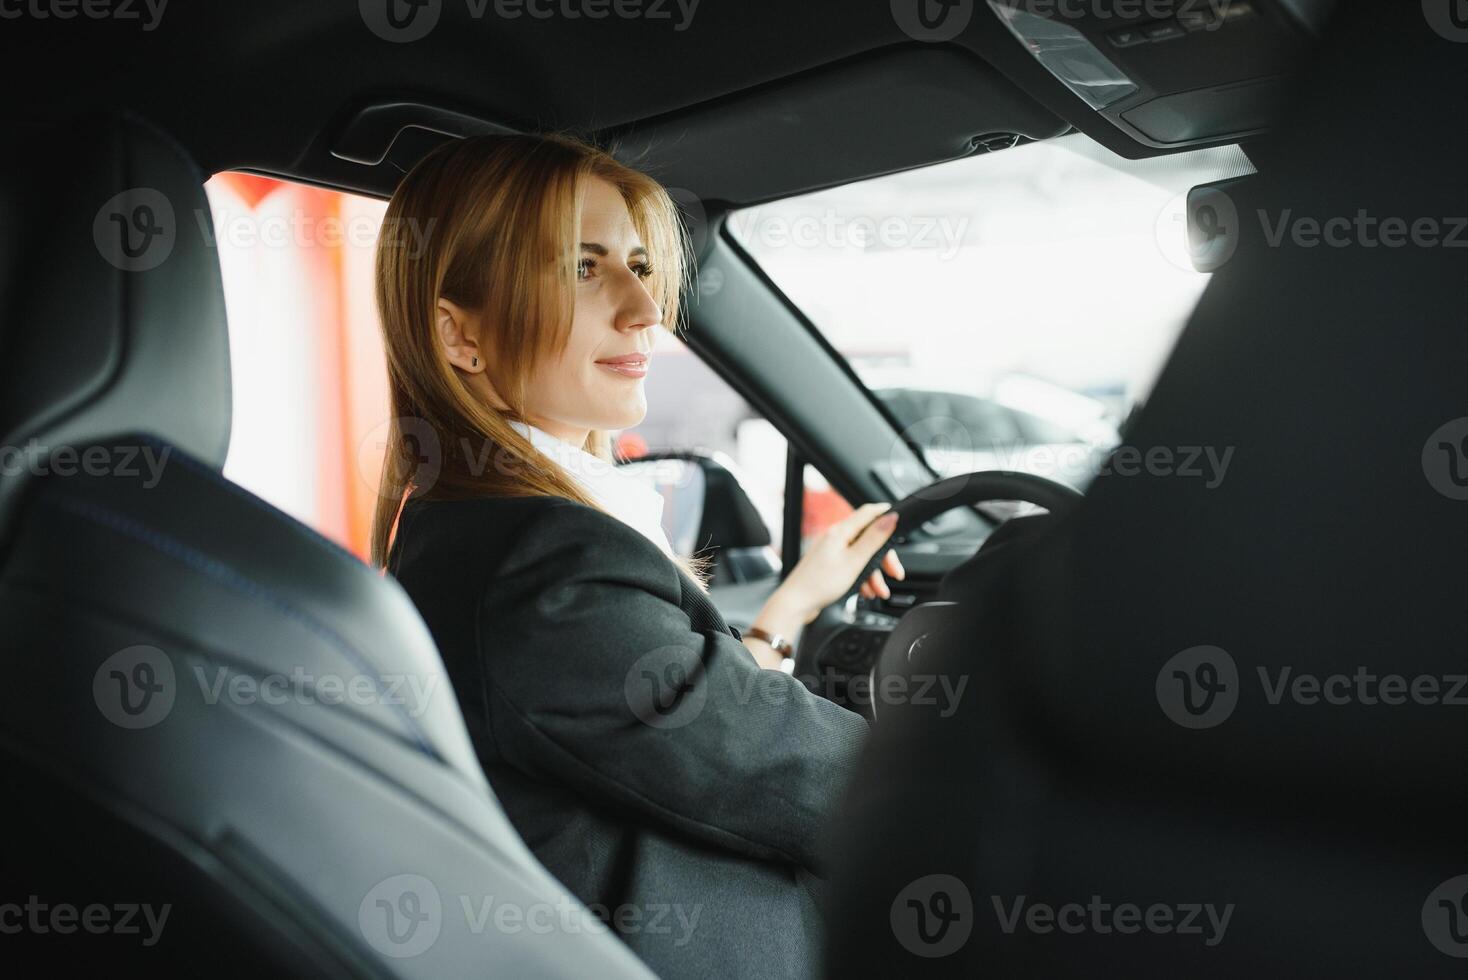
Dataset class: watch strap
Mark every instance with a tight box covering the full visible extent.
[743,625,793,658]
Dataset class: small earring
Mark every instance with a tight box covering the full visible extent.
[471,357,478,367]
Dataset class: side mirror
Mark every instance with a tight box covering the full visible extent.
[617,451,780,586]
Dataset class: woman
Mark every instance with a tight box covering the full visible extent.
[374,133,904,978]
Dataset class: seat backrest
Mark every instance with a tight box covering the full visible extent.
[823,7,1468,976]
[0,113,654,977]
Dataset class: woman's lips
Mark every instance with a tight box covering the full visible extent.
[595,354,649,378]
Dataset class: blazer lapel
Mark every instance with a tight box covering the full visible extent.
[674,566,741,641]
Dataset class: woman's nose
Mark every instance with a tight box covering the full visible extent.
[615,277,662,334]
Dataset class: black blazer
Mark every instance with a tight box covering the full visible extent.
[387,493,868,979]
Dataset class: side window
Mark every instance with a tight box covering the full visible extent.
[617,329,852,586]
[204,172,389,562]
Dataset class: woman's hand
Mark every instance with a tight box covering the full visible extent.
[773,502,906,625]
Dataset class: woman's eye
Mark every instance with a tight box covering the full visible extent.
[578,257,652,282]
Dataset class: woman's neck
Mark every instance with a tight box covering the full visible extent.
[525,416,589,448]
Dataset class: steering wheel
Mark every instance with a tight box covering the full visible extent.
[793,470,1083,713]
[843,469,1083,603]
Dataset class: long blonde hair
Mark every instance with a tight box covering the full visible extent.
[369,132,712,590]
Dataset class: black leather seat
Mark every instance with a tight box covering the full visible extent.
[824,7,1468,977]
[0,114,652,977]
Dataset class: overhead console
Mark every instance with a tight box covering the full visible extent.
[606,45,1069,207]
[320,45,1070,207]
[983,0,1334,150]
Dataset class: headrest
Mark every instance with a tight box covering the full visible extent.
[1032,7,1468,802]
[0,113,231,526]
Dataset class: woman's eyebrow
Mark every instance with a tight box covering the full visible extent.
[579,242,649,259]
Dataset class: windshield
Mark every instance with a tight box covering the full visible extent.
[728,132,1255,489]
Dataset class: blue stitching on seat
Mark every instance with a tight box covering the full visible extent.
[47,491,441,762]
[129,432,368,570]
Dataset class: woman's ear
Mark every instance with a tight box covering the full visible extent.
[436,299,486,373]
[437,298,511,410]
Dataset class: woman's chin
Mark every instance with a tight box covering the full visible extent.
[595,395,647,432]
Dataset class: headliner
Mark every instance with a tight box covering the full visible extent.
[0,1,1321,204]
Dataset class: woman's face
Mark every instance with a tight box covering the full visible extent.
[523,176,662,445]
[439,175,662,446]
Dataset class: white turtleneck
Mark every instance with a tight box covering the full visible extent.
[508,419,676,560]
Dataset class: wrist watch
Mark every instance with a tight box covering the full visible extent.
[743,625,793,659]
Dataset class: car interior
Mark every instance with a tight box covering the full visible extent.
[2,1,1462,975]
